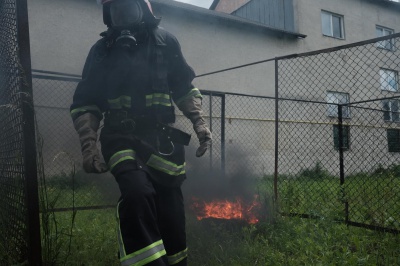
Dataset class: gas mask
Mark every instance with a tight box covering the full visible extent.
[110,0,144,48]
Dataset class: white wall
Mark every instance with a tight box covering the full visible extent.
[28,0,104,75]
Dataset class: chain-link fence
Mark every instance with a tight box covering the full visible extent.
[3,11,400,264]
[33,33,400,235]
[32,71,277,212]
[0,0,41,265]
[277,33,400,233]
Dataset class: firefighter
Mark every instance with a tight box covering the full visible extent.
[70,0,212,265]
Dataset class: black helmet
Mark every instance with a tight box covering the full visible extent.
[98,0,161,28]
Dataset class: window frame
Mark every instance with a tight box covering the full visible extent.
[387,128,400,152]
[333,125,350,151]
[321,10,345,39]
[326,91,350,118]
[380,68,399,92]
[382,99,400,122]
[376,25,395,51]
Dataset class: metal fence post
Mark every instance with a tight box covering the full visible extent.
[17,0,42,264]
[274,59,279,202]
[221,94,226,178]
[338,104,349,224]
[209,93,213,171]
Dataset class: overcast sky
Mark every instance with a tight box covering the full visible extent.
[174,0,214,8]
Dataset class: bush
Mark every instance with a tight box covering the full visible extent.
[298,162,333,180]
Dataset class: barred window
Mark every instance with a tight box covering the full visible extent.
[380,69,399,92]
[383,99,400,122]
[387,129,400,152]
[333,125,350,151]
[376,26,394,50]
[326,91,350,118]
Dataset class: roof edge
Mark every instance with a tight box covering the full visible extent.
[209,0,220,10]
[151,0,307,38]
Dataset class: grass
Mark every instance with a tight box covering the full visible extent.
[277,163,400,229]
[35,162,399,265]
[44,207,400,266]
[187,214,400,266]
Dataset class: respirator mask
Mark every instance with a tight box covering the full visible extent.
[110,0,144,48]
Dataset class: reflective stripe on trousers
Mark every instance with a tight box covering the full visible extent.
[167,248,188,265]
[117,200,167,266]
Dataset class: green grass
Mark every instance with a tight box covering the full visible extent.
[44,207,400,266]
[37,164,399,265]
[187,214,400,266]
[0,149,391,265]
[277,163,400,229]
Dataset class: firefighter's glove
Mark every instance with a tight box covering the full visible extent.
[177,96,212,157]
[73,113,108,173]
[195,125,212,157]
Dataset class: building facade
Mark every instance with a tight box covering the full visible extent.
[27,0,400,177]
[28,0,400,96]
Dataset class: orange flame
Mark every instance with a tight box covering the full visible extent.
[190,195,261,224]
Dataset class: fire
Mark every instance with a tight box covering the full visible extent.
[190,195,261,224]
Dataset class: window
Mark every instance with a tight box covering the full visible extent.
[387,129,400,152]
[333,125,350,150]
[321,11,344,39]
[380,69,399,92]
[376,26,394,50]
[327,92,350,118]
[383,99,400,122]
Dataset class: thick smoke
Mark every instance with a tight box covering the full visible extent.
[183,143,263,202]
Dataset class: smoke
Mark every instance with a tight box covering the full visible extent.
[183,143,261,201]
[182,142,275,224]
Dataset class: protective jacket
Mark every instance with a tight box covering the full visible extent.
[70,27,202,187]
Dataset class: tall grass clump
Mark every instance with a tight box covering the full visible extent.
[37,134,77,265]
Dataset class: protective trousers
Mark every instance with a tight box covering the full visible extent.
[114,162,187,266]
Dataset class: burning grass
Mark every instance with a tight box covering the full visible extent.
[189,195,262,224]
